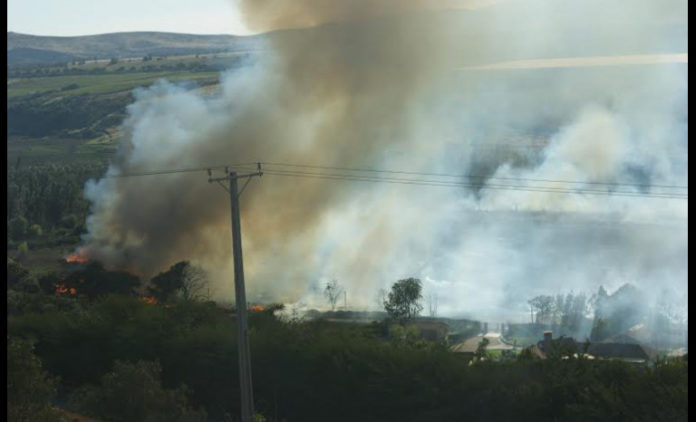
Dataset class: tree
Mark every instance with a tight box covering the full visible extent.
[427,294,438,317]
[475,337,490,361]
[28,224,43,237]
[384,278,423,322]
[590,318,610,342]
[528,295,554,324]
[7,258,30,288]
[7,337,59,421]
[376,288,387,310]
[64,261,141,299]
[68,360,206,421]
[324,279,343,311]
[148,261,207,302]
[180,264,209,301]
[9,216,28,239]
[17,241,29,259]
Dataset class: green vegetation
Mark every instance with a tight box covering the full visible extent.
[7,291,688,421]
[7,162,106,257]
[6,44,688,422]
[7,337,61,421]
[383,277,423,322]
[323,279,344,311]
[7,50,234,152]
[6,250,689,421]
[148,261,208,302]
[68,360,207,422]
[8,71,219,98]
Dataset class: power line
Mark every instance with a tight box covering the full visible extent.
[261,169,687,199]
[102,161,688,199]
[261,161,688,190]
[104,163,258,178]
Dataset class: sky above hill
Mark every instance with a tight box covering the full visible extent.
[7,0,501,37]
[7,0,250,36]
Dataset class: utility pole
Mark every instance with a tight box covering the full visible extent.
[209,164,262,422]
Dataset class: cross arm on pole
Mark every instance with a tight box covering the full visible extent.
[209,164,263,198]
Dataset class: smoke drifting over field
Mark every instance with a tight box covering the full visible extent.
[82,0,687,321]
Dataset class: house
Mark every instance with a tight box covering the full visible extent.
[407,320,449,343]
[451,332,515,353]
[527,331,657,365]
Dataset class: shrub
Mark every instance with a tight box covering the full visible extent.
[28,224,43,237]
[69,360,206,422]
[9,216,28,239]
[17,241,29,258]
[7,257,30,288]
[7,337,60,422]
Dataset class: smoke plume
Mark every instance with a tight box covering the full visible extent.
[81,0,687,322]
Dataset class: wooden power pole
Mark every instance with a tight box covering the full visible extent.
[209,165,262,422]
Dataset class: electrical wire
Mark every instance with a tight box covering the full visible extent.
[260,169,687,199]
[103,161,688,199]
[104,163,258,178]
[260,161,688,190]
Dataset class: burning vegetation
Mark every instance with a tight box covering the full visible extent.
[65,250,89,264]
[54,284,76,296]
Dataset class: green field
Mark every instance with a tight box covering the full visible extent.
[8,71,220,98]
[7,56,229,272]
[8,57,226,152]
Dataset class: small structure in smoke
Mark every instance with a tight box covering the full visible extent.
[527,331,658,366]
[407,320,449,343]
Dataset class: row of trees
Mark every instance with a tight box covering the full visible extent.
[7,257,208,308]
[324,277,425,323]
[8,55,249,79]
[7,162,108,249]
[8,89,129,137]
[527,292,589,331]
[8,292,688,421]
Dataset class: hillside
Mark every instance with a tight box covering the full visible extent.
[8,4,687,67]
[7,31,266,65]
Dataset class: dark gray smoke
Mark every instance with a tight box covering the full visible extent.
[81,0,687,322]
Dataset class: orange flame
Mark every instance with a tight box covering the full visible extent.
[65,249,89,264]
[55,284,76,295]
[141,296,158,305]
[250,305,265,312]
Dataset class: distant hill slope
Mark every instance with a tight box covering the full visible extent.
[8,5,686,66]
[7,31,266,65]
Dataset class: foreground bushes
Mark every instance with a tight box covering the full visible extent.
[68,360,206,422]
[8,295,689,421]
[7,337,60,422]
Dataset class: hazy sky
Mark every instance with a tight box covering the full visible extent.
[7,0,250,36]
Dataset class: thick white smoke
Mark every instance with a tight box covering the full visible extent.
[81,0,687,322]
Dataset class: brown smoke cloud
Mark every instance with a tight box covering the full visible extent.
[235,0,490,32]
[82,0,687,320]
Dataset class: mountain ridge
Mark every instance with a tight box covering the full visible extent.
[7,31,267,65]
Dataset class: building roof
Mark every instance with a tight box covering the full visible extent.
[587,343,657,361]
[531,333,657,362]
[451,333,514,353]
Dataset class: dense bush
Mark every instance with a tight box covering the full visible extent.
[62,261,142,299]
[69,360,206,422]
[8,295,688,421]
[8,93,130,137]
[7,337,61,422]
[7,162,107,243]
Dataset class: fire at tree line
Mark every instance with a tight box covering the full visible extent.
[7,245,688,422]
[5,164,689,421]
